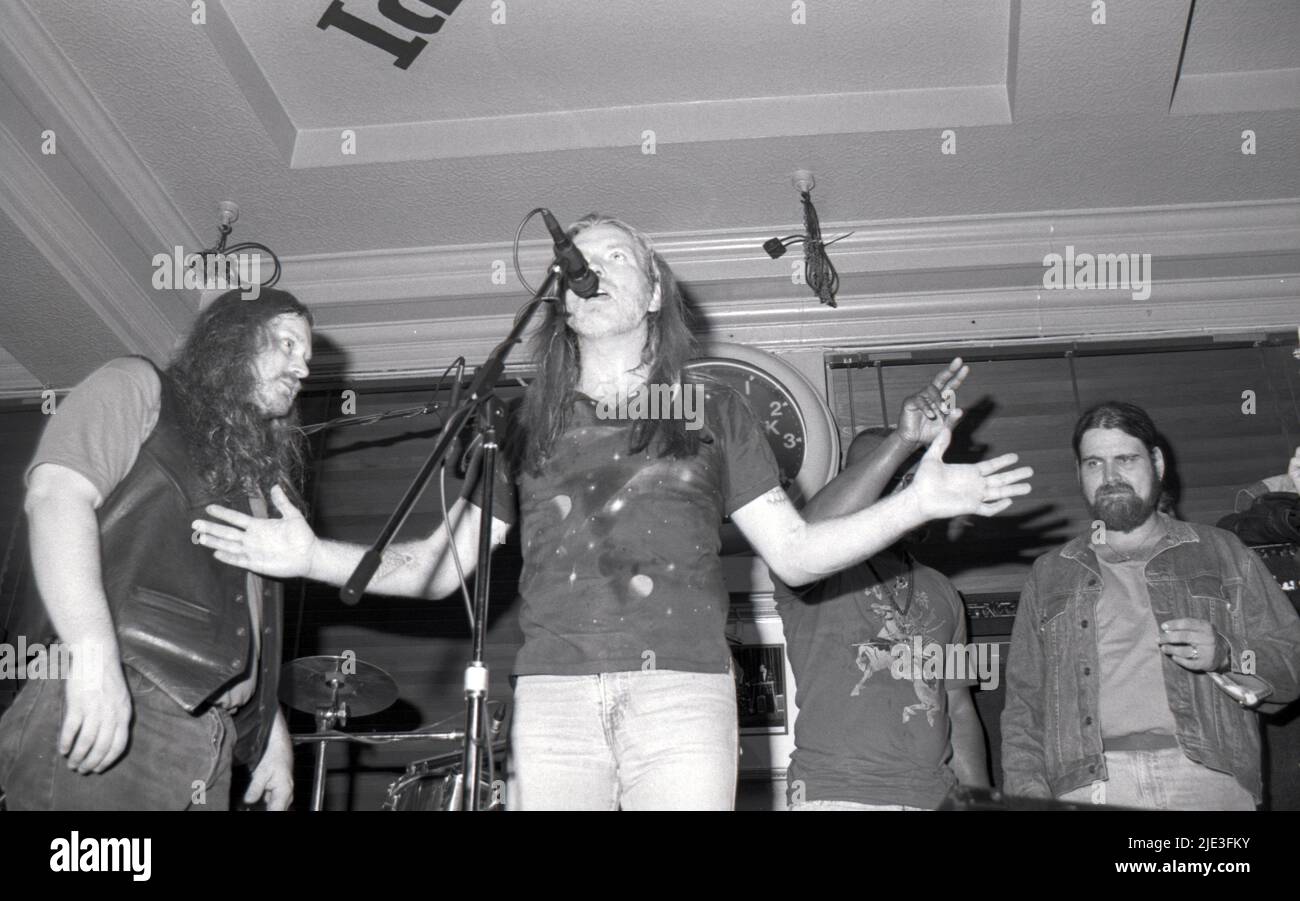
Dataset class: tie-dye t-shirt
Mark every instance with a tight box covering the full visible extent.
[497,386,781,676]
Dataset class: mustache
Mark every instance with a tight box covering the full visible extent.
[1097,482,1136,495]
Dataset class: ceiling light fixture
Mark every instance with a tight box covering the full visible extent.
[194,201,282,293]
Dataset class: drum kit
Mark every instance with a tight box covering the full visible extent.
[280,654,506,811]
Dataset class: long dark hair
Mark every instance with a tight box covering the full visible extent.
[166,288,313,502]
[513,214,703,474]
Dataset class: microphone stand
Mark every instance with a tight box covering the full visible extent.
[339,265,560,810]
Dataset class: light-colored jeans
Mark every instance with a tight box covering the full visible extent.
[790,800,926,811]
[1056,749,1255,810]
[508,669,738,810]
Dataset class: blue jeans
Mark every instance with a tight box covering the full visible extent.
[0,667,234,810]
[508,670,738,810]
[1056,749,1255,810]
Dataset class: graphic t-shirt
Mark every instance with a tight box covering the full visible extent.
[775,551,969,808]
[497,386,781,676]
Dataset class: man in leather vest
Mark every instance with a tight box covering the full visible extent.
[0,288,312,810]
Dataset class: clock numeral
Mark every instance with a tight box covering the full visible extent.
[783,433,797,450]
[769,400,788,417]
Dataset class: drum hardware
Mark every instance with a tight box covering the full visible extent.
[382,742,509,811]
[282,654,509,810]
[280,655,400,811]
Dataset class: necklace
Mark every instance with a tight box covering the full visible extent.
[863,553,915,617]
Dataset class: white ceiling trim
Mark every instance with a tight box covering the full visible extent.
[284,84,1011,167]
[0,123,176,361]
[306,272,1297,382]
[277,199,1300,309]
[0,356,41,399]
[1172,68,1300,116]
[206,0,299,164]
[0,0,192,357]
[1,0,200,256]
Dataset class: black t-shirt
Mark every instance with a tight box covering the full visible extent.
[495,386,781,676]
[775,551,969,808]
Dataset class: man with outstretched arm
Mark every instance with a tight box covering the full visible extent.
[0,289,309,810]
[194,215,1032,810]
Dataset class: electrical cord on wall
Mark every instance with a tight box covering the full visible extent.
[799,190,840,308]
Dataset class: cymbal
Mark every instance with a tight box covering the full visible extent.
[279,655,399,717]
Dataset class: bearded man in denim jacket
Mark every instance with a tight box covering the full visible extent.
[1002,402,1300,810]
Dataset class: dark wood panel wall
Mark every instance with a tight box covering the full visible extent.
[829,341,1299,596]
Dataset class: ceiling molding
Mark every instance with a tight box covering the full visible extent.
[0,121,176,362]
[205,0,299,164]
[285,84,1012,168]
[0,1,197,248]
[0,0,189,358]
[258,198,1300,380]
[0,352,41,400]
[305,272,1297,382]
[1171,68,1300,116]
[276,198,1300,306]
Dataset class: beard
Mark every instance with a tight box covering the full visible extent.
[1086,480,1159,532]
[254,376,300,419]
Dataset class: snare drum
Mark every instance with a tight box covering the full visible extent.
[383,747,506,810]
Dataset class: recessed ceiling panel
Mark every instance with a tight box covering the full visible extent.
[1172,0,1300,114]
[213,0,1013,164]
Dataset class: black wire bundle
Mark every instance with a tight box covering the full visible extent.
[200,222,283,290]
[799,190,839,308]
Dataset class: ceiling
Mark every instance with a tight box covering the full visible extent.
[1,0,1297,394]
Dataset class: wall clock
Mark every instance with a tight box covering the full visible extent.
[684,342,839,507]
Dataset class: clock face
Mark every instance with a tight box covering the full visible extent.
[685,359,806,490]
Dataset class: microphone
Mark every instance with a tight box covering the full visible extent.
[541,209,600,299]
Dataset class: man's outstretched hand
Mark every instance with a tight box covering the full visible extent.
[909,428,1034,519]
[193,485,317,579]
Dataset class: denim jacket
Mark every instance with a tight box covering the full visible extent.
[1001,514,1300,803]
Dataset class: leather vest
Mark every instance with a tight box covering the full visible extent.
[29,362,282,766]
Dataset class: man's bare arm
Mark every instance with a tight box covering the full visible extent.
[24,463,132,774]
[947,687,991,788]
[800,431,915,524]
[194,488,510,600]
[734,429,1032,586]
